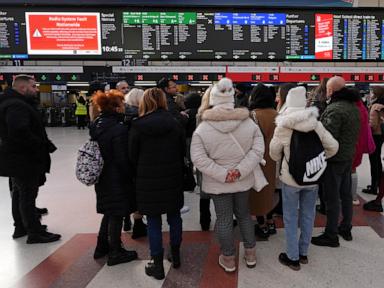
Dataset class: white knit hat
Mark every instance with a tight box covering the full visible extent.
[280,86,307,114]
[209,78,235,107]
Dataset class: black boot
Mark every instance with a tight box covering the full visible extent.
[94,235,109,259]
[145,253,165,280]
[106,215,138,266]
[167,245,181,268]
[26,231,61,244]
[13,226,27,239]
[200,198,211,231]
[132,218,147,239]
[107,248,138,266]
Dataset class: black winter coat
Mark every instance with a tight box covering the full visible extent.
[129,109,185,216]
[90,112,135,216]
[166,93,188,128]
[124,105,139,123]
[0,88,56,177]
[184,93,201,138]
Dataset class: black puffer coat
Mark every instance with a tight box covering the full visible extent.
[90,112,135,216]
[129,109,185,216]
[124,105,139,123]
[166,93,188,128]
[0,88,56,177]
[184,92,201,138]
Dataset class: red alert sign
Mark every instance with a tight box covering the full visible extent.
[315,14,333,60]
[25,12,101,55]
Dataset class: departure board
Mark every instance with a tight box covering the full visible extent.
[0,7,383,61]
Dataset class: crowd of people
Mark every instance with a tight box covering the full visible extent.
[0,73,383,279]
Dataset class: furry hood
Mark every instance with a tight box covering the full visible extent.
[202,107,250,133]
[275,107,319,132]
[330,87,360,103]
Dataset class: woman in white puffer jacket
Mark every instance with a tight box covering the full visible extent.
[191,78,266,273]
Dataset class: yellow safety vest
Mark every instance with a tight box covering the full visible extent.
[75,101,87,116]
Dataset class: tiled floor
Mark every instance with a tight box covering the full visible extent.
[0,127,383,288]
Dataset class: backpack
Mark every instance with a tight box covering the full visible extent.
[288,130,327,186]
[75,140,104,186]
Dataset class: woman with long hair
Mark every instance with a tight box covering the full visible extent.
[248,83,279,238]
[129,88,185,280]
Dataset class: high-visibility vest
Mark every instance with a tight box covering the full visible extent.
[75,101,87,116]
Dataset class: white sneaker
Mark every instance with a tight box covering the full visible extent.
[244,248,256,268]
[180,206,190,214]
[219,255,236,272]
[353,199,360,206]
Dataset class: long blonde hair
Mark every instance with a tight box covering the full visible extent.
[196,86,213,124]
[139,88,168,116]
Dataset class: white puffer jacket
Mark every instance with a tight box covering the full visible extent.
[191,107,265,194]
[269,107,339,188]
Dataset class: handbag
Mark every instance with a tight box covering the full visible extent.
[183,157,196,192]
[228,132,268,192]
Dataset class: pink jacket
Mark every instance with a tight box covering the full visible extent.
[353,100,376,170]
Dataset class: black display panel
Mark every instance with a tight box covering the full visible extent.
[0,8,124,60]
[0,6,383,61]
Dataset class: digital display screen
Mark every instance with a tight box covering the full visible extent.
[0,7,382,61]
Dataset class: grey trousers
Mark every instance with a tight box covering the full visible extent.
[210,191,256,256]
[323,161,353,236]
[351,172,358,201]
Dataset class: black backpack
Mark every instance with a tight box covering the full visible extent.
[288,130,327,186]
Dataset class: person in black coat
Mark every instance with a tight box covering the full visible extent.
[157,77,188,127]
[0,75,60,244]
[90,89,138,266]
[0,75,61,244]
[122,87,147,238]
[184,92,202,139]
[129,88,185,280]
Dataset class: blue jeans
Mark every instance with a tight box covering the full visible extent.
[147,212,182,257]
[282,183,318,261]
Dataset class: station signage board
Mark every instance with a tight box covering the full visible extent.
[26,12,101,55]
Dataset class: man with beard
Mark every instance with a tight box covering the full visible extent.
[0,75,61,243]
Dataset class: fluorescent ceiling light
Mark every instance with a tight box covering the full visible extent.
[67,82,90,86]
[134,81,157,86]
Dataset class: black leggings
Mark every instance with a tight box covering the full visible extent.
[77,115,87,128]
[368,135,383,190]
[98,215,123,251]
